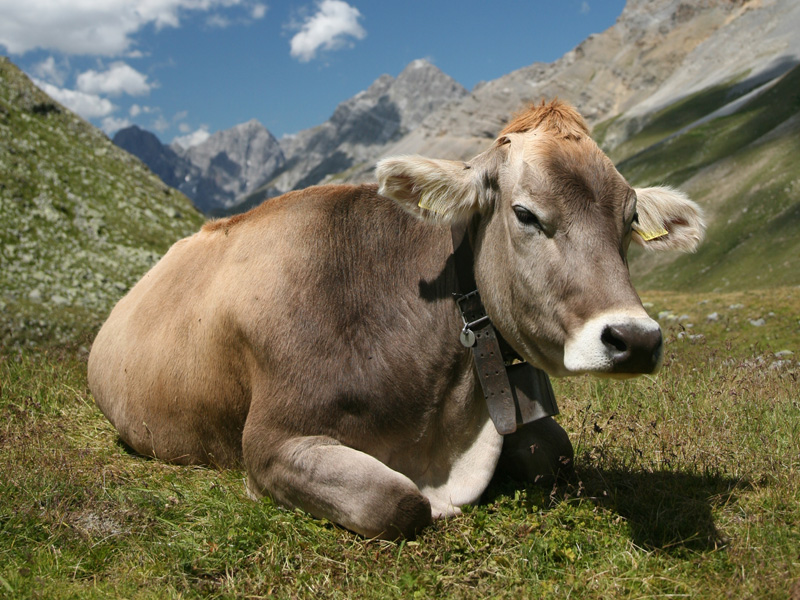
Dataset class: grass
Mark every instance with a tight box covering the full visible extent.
[0,57,204,349]
[1,287,798,599]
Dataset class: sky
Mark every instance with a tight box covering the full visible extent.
[0,0,627,148]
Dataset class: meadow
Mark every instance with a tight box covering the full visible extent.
[1,287,798,599]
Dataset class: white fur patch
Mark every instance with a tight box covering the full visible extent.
[563,311,662,374]
[417,418,503,519]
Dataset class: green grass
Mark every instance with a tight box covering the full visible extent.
[2,287,798,599]
[0,57,205,349]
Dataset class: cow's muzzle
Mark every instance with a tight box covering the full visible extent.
[600,323,663,374]
[563,313,664,375]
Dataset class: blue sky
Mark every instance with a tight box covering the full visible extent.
[1,0,626,147]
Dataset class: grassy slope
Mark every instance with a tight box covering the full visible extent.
[604,64,800,292]
[1,288,797,599]
[0,57,205,349]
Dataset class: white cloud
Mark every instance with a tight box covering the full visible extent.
[31,56,68,86]
[0,0,264,56]
[152,115,171,132]
[207,14,231,28]
[172,126,211,149]
[102,116,132,134]
[289,0,365,63]
[129,104,157,117]
[207,2,267,28]
[33,78,116,119]
[77,62,152,97]
[580,2,590,14]
[251,3,267,19]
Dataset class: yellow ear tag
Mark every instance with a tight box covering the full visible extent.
[417,192,442,214]
[633,223,669,241]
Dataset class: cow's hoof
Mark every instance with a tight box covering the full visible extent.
[499,417,574,485]
[377,492,433,540]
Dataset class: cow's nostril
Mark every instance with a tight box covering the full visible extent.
[602,323,663,374]
[601,326,628,355]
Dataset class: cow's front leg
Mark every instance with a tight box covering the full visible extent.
[498,417,574,485]
[243,432,432,539]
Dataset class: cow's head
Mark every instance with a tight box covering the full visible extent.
[376,100,704,377]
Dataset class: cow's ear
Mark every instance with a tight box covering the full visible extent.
[377,141,506,223]
[376,156,483,223]
[632,186,705,252]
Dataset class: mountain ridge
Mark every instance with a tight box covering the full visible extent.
[116,58,467,216]
[105,0,800,294]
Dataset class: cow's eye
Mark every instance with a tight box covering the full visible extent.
[513,206,542,230]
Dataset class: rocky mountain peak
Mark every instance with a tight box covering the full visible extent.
[113,125,193,191]
[169,117,285,213]
[391,59,468,131]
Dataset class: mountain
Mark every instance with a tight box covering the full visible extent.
[116,59,467,215]
[106,0,799,293]
[268,59,468,196]
[113,125,196,191]
[172,119,285,215]
[343,0,800,292]
[233,59,465,210]
[0,57,205,349]
[114,120,284,216]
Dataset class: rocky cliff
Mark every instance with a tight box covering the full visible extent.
[172,119,285,214]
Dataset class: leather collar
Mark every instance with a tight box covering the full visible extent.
[450,221,559,435]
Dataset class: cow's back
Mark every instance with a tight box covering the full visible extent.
[88,184,464,468]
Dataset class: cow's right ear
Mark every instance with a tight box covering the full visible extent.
[376,156,484,223]
[377,139,510,224]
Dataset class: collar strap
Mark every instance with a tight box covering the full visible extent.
[450,222,559,435]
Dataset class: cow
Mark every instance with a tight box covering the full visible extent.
[88,100,704,540]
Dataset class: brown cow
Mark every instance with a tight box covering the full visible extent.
[88,100,704,539]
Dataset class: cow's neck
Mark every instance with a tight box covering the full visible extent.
[449,222,560,435]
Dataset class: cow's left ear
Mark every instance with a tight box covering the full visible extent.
[632,186,705,252]
[377,141,506,224]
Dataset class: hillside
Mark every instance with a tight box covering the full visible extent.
[354,0,800,293]
[611,63,800,291]
[0,57,205,349]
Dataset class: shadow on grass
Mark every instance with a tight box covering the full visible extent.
[581,467,740,552]
[486,466,742,553]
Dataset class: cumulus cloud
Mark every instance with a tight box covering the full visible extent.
[33,79,116,119]
[152,115,171,132]
[0,0,266,56]
[580,2,590,14]
[31,57,68,86]
[289,0,365,63]
[102,115,132,134]
[206,14,232,28]
[172,126,211,149]
[207,1,267,28]
[130,104,157,117]
[77,62,152,97]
